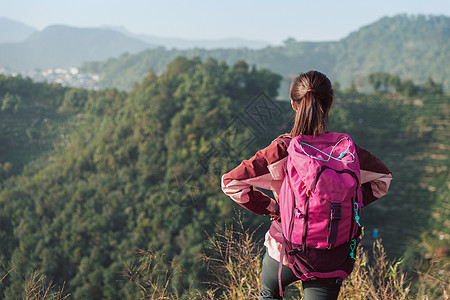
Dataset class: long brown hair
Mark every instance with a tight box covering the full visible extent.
[289,71,334,137]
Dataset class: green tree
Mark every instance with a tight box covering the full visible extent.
[388,75,402,93]
[368,72,392,93]
[1,93,23,113]
[59,88,89,113]
[400,79,419,96]
[422,77,444,95]
[0,162,13,181]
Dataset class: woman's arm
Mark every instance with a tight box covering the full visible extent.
[356,144,393,207]
[221,139,288,215]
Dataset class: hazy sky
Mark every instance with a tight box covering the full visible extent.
[2,0,449,44]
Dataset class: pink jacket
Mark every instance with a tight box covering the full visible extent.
[221,135,392,263]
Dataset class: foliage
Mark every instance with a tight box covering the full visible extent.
[0,58,282,298]
[367,72,444,96]
[1,92,23,113]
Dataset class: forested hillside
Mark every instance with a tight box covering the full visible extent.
[0,58,283,298]
[0,57,448,298]
[81,14,450,94]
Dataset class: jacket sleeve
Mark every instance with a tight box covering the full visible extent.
[356,144,393,207]
[221,139,288,215]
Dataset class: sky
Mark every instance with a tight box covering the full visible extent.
[1,0,450,44]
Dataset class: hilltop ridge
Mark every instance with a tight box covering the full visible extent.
[0,25,153,69]
[80,14,450,93]
[0,17,36,43]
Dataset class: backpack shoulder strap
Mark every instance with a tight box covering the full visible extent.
[276,135,292,151]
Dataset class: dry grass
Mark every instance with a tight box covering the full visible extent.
[3,218,445,299]
[202,216,264,299]
[121,215,265,299]
[23,269,70,300]
[0,265,69,300]
[122,249,183,300]
[413,256,449,300]
[123,219,449,299]
[201,219,448,300]
[339,240,411,300]
[0,268,12,284]
[339,240,449,300]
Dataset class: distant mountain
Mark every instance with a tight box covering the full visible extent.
[83,14,450,94]
[0,17,36,43]
[331,14,450,90]
[0,25,154,70]
[103,25,271,49]
[136,34,271,50]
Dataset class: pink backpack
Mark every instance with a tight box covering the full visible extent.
[277,133,363,295]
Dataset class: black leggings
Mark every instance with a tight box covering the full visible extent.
[260,252,341,300]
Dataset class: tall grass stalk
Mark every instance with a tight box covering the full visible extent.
[413,256,449,300]
[339,240,411,300]
[202,222,448,300]
[23,269,69,300]
[202,216,263,299]
[122,249,184,300]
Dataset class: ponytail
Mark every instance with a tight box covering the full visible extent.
[289,71,333,137]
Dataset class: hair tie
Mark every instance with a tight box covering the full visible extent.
[306,89,313,93]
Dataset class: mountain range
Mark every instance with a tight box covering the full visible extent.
[0,17,271,70]
[104,25,271,50]
[0,15,449,92]
[0,17,36,43]
[80,14,450,94]
[0,23,154,70]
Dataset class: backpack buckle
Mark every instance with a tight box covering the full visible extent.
[288,247,301,256]
[328,203,342,247]
[294,208,304,219]
[330,203,341,220]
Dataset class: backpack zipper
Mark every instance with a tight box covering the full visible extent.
[349,197,355,242]
[302,193,310,253]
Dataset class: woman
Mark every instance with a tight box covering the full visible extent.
[221,71,392,299]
